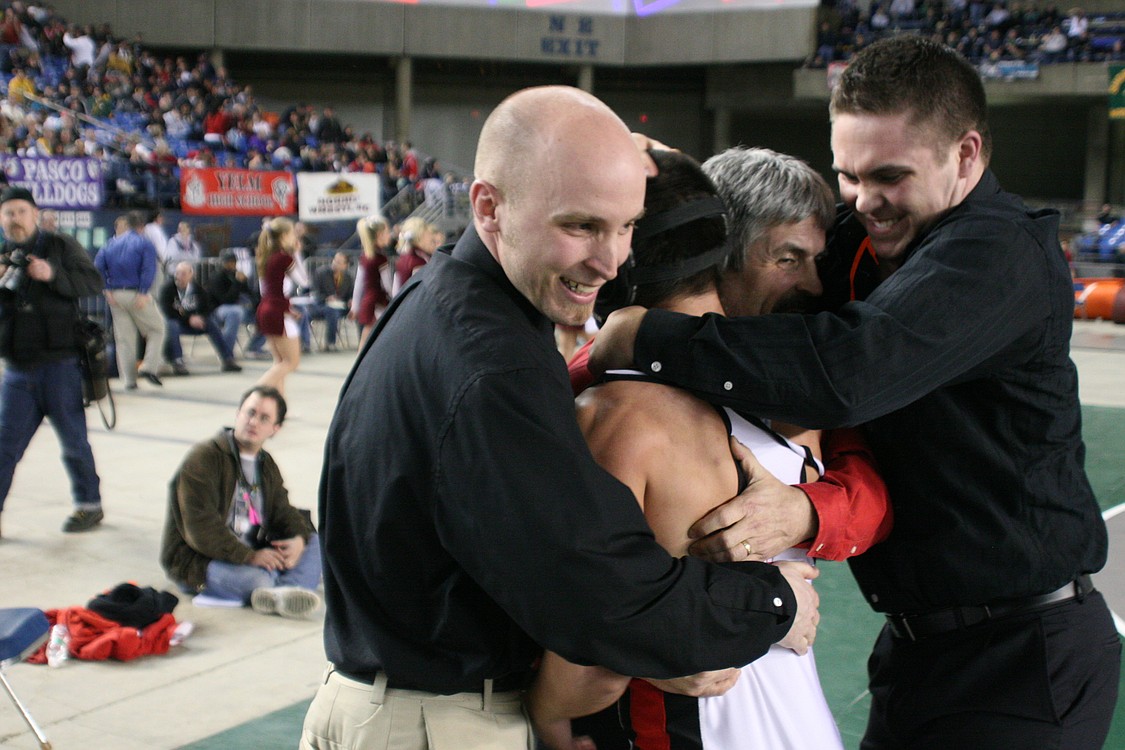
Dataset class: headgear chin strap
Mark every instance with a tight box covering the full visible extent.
[594,197,730,325]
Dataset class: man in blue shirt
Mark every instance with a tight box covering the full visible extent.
[94,211,166,390]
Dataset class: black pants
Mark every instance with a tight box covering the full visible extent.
[861,592,1121,749]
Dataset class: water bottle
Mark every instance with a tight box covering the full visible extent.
[45,623,70,668]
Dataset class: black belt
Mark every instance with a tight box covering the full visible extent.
[886,575,1094,642]
[335,668,530,695]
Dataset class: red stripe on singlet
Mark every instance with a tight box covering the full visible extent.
[629,678,672,750]
[849,236,876,302]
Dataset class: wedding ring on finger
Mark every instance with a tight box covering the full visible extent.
[741,539,753,557]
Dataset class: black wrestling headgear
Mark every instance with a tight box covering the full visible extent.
[594,196,731,325]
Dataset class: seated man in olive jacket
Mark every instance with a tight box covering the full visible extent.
[161,385,321,619]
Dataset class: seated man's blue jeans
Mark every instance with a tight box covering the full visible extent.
[0,358,101,513]
[164,317,236,362]
[309,302,346,346]
[291,302,313,350]
[211,304,245,356]
[203,533,322,603]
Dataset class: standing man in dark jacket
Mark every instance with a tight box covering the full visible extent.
[0,186,105,536]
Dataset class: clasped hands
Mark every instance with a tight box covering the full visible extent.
[248,536,305,571]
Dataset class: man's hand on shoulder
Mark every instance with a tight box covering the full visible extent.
[588,306,647,376]
[687,437,818,562]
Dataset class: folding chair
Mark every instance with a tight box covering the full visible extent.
[0,608,52,749]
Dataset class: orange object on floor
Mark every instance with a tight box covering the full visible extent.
[1074,278,1125,321]
[25,607,177,663]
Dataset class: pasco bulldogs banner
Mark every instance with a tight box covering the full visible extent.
[0,155,104,209]
[180,168,295,216]
[296,172,381,223]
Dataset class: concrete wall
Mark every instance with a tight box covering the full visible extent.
[49,0,814,65]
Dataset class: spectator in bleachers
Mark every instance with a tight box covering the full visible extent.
[163,100,191,140]
[106,40,131,76]
[202,101,230,149]
[400,140,419,183]
[315,105,344,145]
[889,0,915,21]
[159,260,241,375]
[1039,24,1069,60]
[985,2,1011,31]
[807,0,1123,68]
[870,3,891,30]
[0,7,22,46]
[246,148,268,170]
[61,23,93,80]
[1066,6,1088,39]
[6,66,34,106]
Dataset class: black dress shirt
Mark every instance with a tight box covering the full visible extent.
[319,226,796,693]
[633,170,1106,613]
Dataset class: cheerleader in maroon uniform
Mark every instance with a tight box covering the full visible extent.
[255,217,301,395]
[352,215,392,348]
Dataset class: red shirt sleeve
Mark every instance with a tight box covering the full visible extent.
[797,427,892,560]
[568,337,597,396]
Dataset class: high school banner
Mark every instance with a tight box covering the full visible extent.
[1111,64,1125,120]
[0,155,103,209]
[296,172,381,223]
[180,168,296,216]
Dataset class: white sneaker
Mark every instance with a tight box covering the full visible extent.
[250,586,321,619]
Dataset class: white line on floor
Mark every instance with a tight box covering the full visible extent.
[1104,505,1125,635]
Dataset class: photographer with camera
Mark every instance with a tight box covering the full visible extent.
[160,386,321,618]
[0,186,105,538]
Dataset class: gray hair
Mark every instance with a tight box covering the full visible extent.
[702,147,835,272]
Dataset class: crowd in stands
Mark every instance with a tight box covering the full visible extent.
[0,1,464,212]
[810,1,1125,67]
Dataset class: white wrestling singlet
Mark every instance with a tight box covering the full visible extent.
[620,396,844,750]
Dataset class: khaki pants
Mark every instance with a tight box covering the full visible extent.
[107,289,165,385]
[300,667,532,750]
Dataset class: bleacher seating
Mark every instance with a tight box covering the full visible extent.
[809,2,1125,68]
[0,0,469,226]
